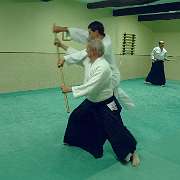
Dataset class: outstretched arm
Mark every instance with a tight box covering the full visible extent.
[53,24,68,33]
[68,28,89,44]
[54,37,68,51]
[53,24,89,44]
[54,37,86,66]
[64,49,87,64]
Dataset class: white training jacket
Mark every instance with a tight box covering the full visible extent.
[151,47,167,61]
[64,27,135,109]
[72,57,113,103]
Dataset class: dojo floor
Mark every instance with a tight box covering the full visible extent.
[0,78,180,180]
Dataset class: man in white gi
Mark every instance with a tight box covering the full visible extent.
[145,41,168,86]
[59,39,140,166]
[53,21,134,110]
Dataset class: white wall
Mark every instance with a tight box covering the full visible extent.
[0,0,158,93]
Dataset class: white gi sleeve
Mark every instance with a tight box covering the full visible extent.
[72,66,110,98]
[151,48,155,61]
[68,28,88,44]
[66,47,79,55]
[64,49,87,64]
[164,51,168,61]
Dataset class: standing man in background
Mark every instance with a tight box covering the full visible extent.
[145,41,168,86]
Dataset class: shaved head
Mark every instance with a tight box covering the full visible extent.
[159,41,164,44]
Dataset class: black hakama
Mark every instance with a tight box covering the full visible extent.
[145,60,166,85]
[63,96,137,162]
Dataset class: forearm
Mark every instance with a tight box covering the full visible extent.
[68,27,89,44]
[60,43,68,51]
[60,84,72,93]
[64,49,87,64]
[164,53,168,60]
[61,27,68,32]
[65,86,72,93]
[54,37,68,51]
[151,54,155,61]
[53,25,68,33]
[151,49,155,61]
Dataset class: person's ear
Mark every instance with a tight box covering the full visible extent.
[95,30,99,35]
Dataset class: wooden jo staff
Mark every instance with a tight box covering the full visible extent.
[54,32,70,113]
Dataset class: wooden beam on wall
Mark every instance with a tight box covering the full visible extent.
[138,12,180,21]
[113,2,180,16]
[87,0,158,9]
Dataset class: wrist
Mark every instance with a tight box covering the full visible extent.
[60,27,68,32]
[69,87,72,92]
[65,87,72,93]
[64,27,68,32]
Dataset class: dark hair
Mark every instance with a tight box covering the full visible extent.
[88,21,105,36]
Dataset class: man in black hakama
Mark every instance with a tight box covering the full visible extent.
[60,39,140,166]
[145,41,168,86]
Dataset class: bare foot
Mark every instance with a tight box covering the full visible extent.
[144,81,151,85]
[131,152,140,167]
[63,142,70,146]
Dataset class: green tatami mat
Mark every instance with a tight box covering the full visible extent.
[0,79,180,180]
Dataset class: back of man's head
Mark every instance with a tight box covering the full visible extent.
[88,21,105,36]
[88,39,104,57]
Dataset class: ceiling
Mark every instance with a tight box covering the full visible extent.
[72,0,180,23]
[72,0,180,32]
[73,0,179,7]
[2,0,180,22]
